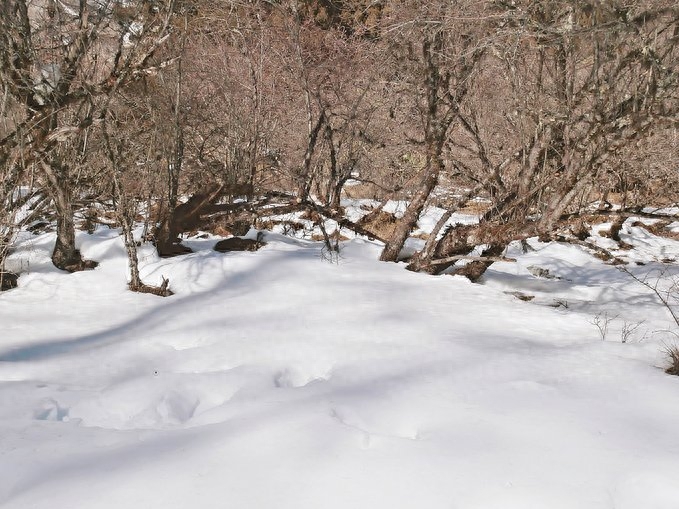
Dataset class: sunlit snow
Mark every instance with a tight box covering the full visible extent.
[2,217,679,509]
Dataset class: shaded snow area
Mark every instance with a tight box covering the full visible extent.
[2,222,679,509]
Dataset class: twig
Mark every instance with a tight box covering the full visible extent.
[619,265,679,328]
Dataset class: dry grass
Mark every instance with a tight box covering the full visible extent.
[632,220,679,242]
[458,200,491,215]
[311,231,350,242]
[299,209,322,222]
[665,344,679,376]
[357,209,397,240]
[342,182,381,200]
[254,219,305,234]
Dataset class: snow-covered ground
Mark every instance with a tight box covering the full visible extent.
[2,217,679,509]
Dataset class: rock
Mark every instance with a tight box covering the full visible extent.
[157,242,193,258]
[505,291,535,302]
[214,233,266,253]
[527,265,555,279]
[0,272,18,291]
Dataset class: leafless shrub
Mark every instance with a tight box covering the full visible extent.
[621,320,646,344]
[591,312,618,342]
[619,265,679,328]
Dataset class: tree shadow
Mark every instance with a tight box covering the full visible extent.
[0,247,319,363]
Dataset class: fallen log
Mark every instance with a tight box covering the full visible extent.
[429,255,517,265]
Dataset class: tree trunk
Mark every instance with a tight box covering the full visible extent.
[296,110,325,204]
[40,158,91,271]
[380,31,464,262]
[407,183,483,272]
[52,200,79,270]
[380,151,442,262]
[454,243,505,282]
[119,198,171,296]
[112,167,143,290]
[120,211,142,290]
[155,41,187,257]
[537,174,590,235]
[329,175,350,211]
[32,105,86,271]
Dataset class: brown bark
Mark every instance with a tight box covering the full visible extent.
[380,23,483,261]
[155,184,225,257]
[454,243,505,282]
[380,153,442,262]
[380,32,448,262]
[407,183,484,272]
[40,158,95,271]
[296,110,326,204]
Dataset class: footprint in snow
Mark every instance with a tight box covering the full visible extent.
[33,398,69,422]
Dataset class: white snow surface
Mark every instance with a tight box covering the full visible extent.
[2,221,679,508]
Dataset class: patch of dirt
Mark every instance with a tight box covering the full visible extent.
[600,216,625,241]
[204,217,252,237]
[157,242,193,258]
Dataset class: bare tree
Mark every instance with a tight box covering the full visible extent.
[412,0,679,277]
[378,1,488,262]
[100,97,171,295]
[0,0,178,270]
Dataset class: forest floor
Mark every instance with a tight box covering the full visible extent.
[2,201,679,508]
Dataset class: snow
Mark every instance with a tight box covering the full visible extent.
[2,217,679,508]
[263,199,478,244]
